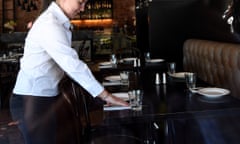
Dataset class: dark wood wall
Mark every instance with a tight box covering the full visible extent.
[136,0,238,71]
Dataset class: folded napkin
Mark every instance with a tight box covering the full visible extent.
[104,105,131,111]
[102,81,122,86]
[98,65,113,69]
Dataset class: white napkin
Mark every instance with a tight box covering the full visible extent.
[112,92,130,101]
[104,106,131,111]
[102,81,122,86]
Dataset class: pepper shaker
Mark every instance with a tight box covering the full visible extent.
[155,73,161,85]
[162,73,166,84]
[134,59,137,67]
[137,58,141,67]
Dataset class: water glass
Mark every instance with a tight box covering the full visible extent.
[120,71,129,85]
[168,62,176,74]
[110,54,117,66]
[9,51,13,57]
[128,89,143,111]
[2,54,6,59]
[144,52,151,62]
[185,72,196,89]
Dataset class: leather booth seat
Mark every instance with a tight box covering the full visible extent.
[183,39,240,98]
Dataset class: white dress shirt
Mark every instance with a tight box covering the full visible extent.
[13,2,104,97]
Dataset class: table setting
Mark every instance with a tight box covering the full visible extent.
[100,66,144,112]
[100,59,235,116]
[103,92,132,111]
[166,63,232,103]
[102,71,130,86]
[146,58,165,63]
[143,52,166,70]
[119,57,137,63]
[98,61,113,69]
[0,52,22,64]
[0,56,18,63]
[166,62,187,79]
[188,86,232,104]
[89,58,240,144]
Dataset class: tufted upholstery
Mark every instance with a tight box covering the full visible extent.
[183,39,240,98]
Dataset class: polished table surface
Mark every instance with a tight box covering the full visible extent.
[99,63,240,121]
[87,61,240,144]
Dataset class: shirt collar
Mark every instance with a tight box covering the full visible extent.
[48,2,72,30]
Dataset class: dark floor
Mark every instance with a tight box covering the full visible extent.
[0,108,24,144]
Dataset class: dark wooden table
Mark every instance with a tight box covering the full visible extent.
[87,60,240,144]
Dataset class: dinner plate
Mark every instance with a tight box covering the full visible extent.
[13,53,23,57]
[147,59,164,63]
[1,59,17,62]
[198,88,230,98]
[122,57,137,62]
[104,75,121,81]
[99,61,112,66]
[98,65,112,69]
[169,72,186,79]
[112,92,129,101]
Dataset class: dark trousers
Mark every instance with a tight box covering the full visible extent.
[10,94,59,144]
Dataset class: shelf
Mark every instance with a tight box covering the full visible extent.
[2,0,16,33]
[74,0,113,20]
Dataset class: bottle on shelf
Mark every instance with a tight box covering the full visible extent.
[78,0,112,20]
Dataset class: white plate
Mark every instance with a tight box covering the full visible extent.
[14,53,23,56]
[112,92,129,101]
[169,72,186,79]
[1,59,17,62]
[99,61,112,66]
[122,57,137,62]
[198,88,230,98]
[148,59,164,63]
[99,65,112,69]
[104,75,121,81]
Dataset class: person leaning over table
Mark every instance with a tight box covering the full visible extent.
[9,0,129,144]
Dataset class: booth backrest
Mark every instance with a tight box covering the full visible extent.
[183,39,240,98]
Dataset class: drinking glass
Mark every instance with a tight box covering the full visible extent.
[185,72,196,89]
[120,71,129,85]
[128,89,143,111]
[110,54,117,67]
[2,54,6,59]
[144,52,151,62]
[168,62,176,74]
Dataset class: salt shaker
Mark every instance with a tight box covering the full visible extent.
[134,59,137,67]
[2,54,6,59]
[155,73,160,85]
[137,59,141,67]
[162,73,166,84]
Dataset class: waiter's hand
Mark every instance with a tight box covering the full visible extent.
[98,90,129,106]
